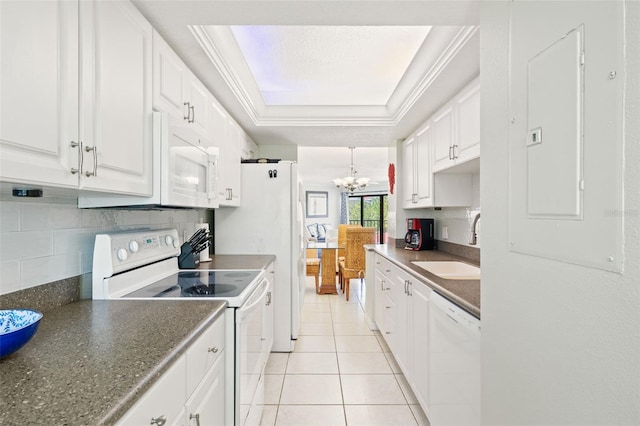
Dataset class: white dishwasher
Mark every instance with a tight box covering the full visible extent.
[428,292,481,426]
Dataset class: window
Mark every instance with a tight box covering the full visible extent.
[348,194,388,244]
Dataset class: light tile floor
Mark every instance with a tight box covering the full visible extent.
[260,276,431,426]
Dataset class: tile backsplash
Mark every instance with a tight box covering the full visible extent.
[0,199,205,296]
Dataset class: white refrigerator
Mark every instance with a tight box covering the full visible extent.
[214,161,306,352]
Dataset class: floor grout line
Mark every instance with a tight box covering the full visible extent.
[263,277,427,425]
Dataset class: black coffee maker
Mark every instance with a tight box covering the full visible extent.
[404,218,435,251]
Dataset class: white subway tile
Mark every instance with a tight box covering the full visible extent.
[22,202,81,230]
[53,228,100,255]
[0,230,53,262]
[80,250,93,275]
[22,254,80,288]
[116,210,151,226]
[81,208,111,229]
[0,203,20,232]
[0,261,21,295]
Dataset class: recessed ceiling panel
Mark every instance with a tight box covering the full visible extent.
[229,25,431,106]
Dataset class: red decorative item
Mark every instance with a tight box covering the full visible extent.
[388,163,395,194]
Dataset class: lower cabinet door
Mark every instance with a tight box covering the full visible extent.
[185,354,225,426]
[116,356,186,426]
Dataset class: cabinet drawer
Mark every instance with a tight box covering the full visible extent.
[186,314,225,398]
[117,356,186,426]
[375,256,395,276]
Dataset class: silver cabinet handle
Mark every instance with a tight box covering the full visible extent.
[208,347,219,353]
[150,415,167,426]
[189,413,201,426]
[84,145,97,177]
[183,102,190,121]
[189,105,195,123]
[226,188,233,200]
[452,144,458,159]
[70,141,83,175]
[266,291,272,306]
[448,145,454,160]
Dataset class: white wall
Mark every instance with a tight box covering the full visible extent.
[301,183,342,235]
[0,198,205,295]
[480,1,639,425]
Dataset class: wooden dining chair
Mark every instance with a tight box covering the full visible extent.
[337,224,360,264]
[305,248,321,293]
[338,227,376,301]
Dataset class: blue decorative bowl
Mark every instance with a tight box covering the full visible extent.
[0,309,43,358]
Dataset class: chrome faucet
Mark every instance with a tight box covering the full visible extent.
[469,213,481,245]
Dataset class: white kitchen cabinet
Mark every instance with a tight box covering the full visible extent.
[432,104,455,172]
[433,78,480,172]
[1,0,153,196]
[374,271,394,342]
[453,79,481,164]
[242,133,258,160]
[403,125,433,209]
[387,264,410,375]
[185,311,225,398]
[116,356,187,426]
[79,0,153,195]
[402,136,417,207]
[218,119,242,206]
[119,314,227,426]
[152,31,209,138]
[0,0,79,189]
[185,353,225,426]
[185,71,211,137]
[152,30,188,120]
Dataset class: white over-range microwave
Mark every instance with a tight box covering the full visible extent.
[79,111,219,209]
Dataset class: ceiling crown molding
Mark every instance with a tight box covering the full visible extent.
[190,24,478,127]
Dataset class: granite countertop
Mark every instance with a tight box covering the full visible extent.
[368,245,481,318]
[0,299,227,425]
[197,254,276,270]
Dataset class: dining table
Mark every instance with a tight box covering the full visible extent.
[307,241,343,294]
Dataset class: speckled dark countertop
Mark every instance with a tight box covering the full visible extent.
[368,245,481,318]
[197,254,275,270]
[0,299,226,425]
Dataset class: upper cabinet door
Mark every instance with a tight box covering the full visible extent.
[454,79,481,163]
[219,119,242,206]
[185,72,210,138]
[153,30,188,120]
[80,0,153,196]
[414,124,433,207]
[0,0,79,188]
[402,136,416,208]
[431,104,455,172]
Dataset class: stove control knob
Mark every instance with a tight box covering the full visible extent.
[116,248,128,261]
[164,235,174,247]
[128,240,139,253]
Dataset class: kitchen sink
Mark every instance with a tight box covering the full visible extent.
[411,261,480,280]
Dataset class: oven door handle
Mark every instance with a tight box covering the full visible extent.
[238,278,268,321]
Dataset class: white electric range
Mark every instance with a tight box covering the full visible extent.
[92,228,272,426]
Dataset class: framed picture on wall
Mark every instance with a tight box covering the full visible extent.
[306,191,328,218]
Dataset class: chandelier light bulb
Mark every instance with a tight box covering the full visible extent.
[333,147,369,193]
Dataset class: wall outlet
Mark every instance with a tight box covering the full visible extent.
[442,226,449,240]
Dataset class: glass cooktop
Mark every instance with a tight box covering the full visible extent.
[123,270,262,298]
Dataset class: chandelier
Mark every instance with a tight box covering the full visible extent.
[332,147,370,193]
